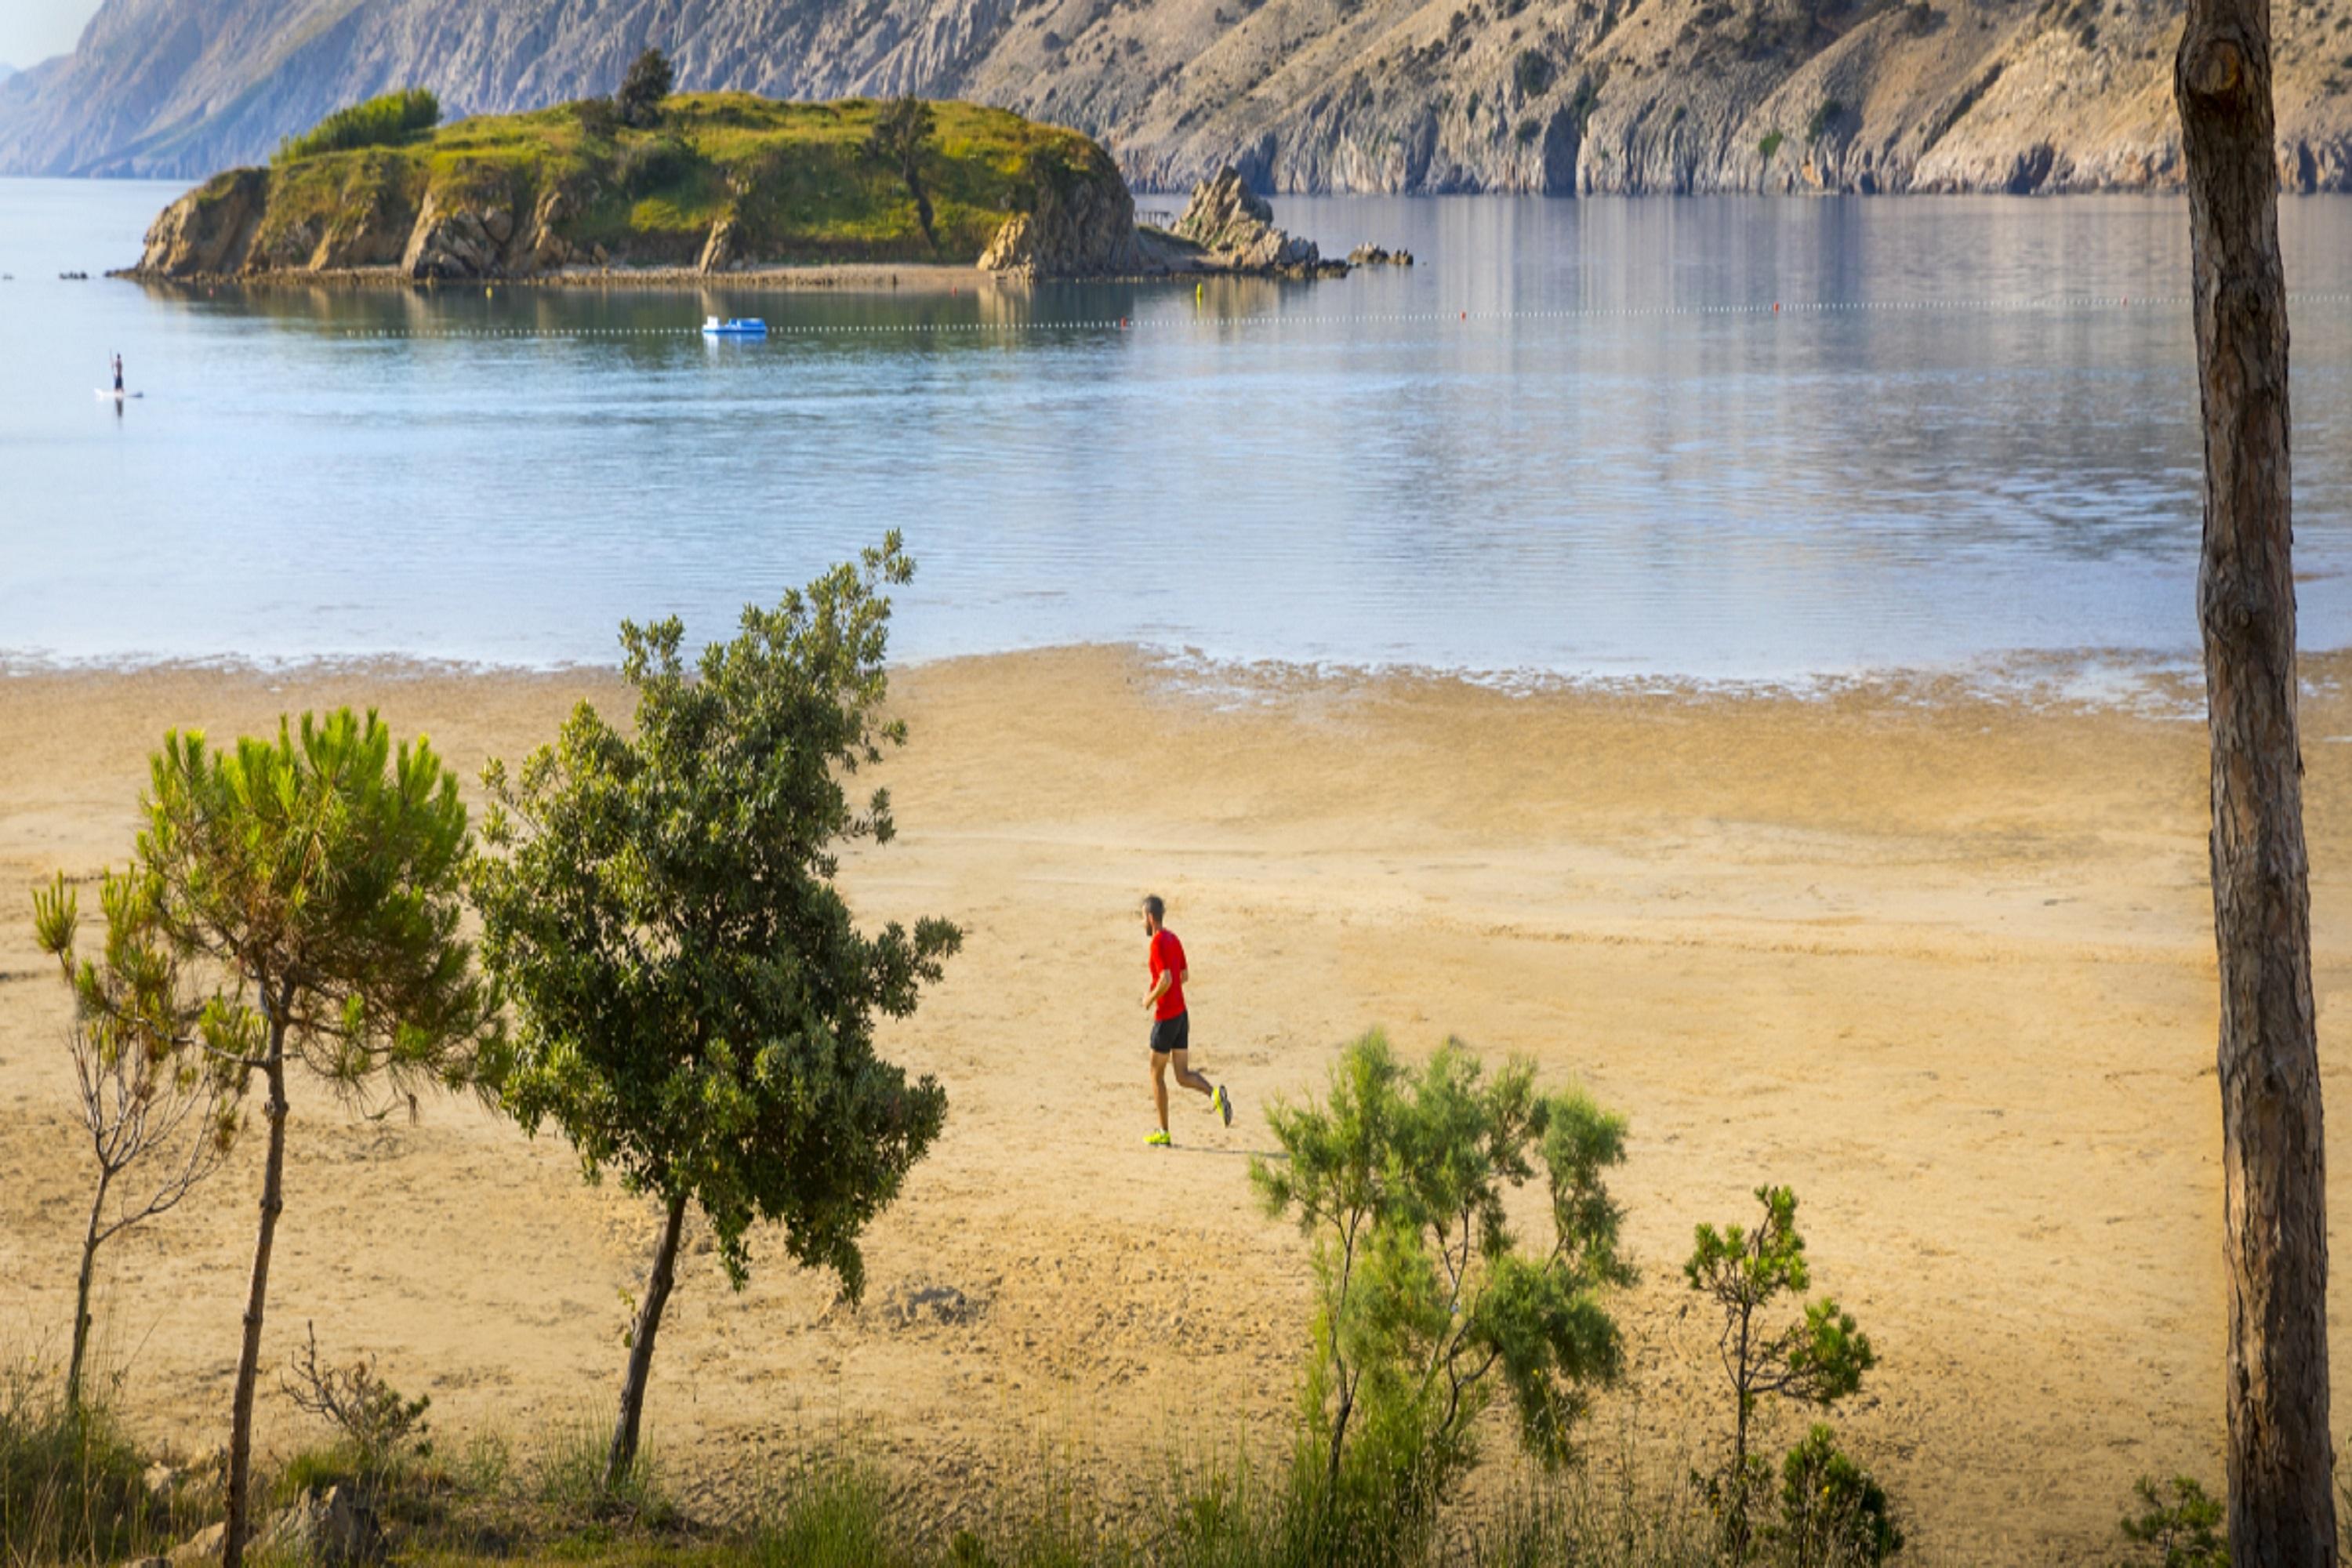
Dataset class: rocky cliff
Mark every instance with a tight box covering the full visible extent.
[5,0,2349,191]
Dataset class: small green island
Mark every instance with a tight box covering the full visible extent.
[135,67,1377,284]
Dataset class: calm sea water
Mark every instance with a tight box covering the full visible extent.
[4,177,2350,680]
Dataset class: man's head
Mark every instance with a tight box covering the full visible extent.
[1141,894,1165,934]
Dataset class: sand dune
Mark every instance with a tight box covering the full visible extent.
[4,645,2347,1560]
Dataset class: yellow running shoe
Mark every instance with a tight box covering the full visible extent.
[1146,1130,1172,1147]
[1211,1084,1233,1127]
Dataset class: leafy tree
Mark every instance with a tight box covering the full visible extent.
[1772,1425,1903,1566]
[1251,1031,1631,1535]
[61,710,500,1568]
[471,535,962,1492]
[1685,1185,1875,1560]
[864,96,939,248]
[616,47,674,129]
[2118,1475,2229,1568]
[32,872,240,1412]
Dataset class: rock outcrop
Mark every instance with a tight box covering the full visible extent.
[1167,167,1334,274]
[136,167,267,276]
[977,163,1144,277]
[4,0,2350,191]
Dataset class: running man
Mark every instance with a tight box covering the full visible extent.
[1140,894,1232,1147]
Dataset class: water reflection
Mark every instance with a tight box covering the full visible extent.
[5,180,2350,676]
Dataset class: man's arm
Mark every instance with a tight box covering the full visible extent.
[1145,969,1173,1008]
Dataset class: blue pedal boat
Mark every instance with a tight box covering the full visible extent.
[702,315,768,336]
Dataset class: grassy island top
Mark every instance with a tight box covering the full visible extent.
[238,91,1124,267]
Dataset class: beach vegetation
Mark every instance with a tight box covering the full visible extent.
[63,709,503,1567]
[866,94,941,248]
[0,1354,198,1566]
[1251,1031,1632,1555]
[1769,1425,1902,1564]
[275,88,441,163]
[1684,1186,1875,1559]
[470,535,963,1496]
[30,873,239,1413]
[2117,1475,2227,1567]
[280,1323,434,1501]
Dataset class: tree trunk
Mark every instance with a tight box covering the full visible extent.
[606,1191,688,1491]
[220,1046,289,1568]
[2177,0,2336,1557]
[67,1168,112,1412]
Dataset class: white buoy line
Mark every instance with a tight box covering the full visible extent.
[327,290,2352,341]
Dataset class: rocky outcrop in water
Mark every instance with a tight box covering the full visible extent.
[1167,167,1337,274]
[4,0,2350,191]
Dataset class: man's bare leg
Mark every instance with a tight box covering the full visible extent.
[1151,1051,1172,1133]
[1168,1048,1214,1099]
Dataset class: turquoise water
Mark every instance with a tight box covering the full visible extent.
[4,177,2351,678]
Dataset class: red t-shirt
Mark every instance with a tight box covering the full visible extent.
[1149,928,1188,1021]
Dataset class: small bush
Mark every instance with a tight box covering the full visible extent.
[1514,48,1557,96]
[1759,129,1786,162]
[2118,1475,2227,1568]
[276,88,440,162]
[616,133,702,197]
[1806,99,1846,143]
[1772,1425,1902,1565]
[573,96,620,140]
[281,1323,431,1492]
[1515,117,1542,144]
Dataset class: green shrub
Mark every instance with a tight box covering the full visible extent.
[1759,129,1785,162]
[1253,1031,1633,1543]
[2118,1475,2227,1568]
[1514,48,1557,96]
[1771,1426,1902,1565]
[1515,117,1542,144]
[1805,100,1845,143]
[0,1359,181,1565]
[1685,1187,1875,1560]
[276,88,440,162]
[573,96,621,140]
[616,132,702,196]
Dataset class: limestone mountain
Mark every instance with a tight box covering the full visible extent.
[2,0,2347,189]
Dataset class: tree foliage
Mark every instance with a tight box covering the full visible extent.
[32,872,240,1410]
[1686,1185,1876,1559]
[616,48,674,129]
[70,708,499,1568]
[864,96,939,247]
[1251,1031,1632,1526]
[471,535,961,1483]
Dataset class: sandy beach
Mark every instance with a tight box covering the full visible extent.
[3,645,2346,1561]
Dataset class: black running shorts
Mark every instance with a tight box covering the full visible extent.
[1149,1011,1191,1055]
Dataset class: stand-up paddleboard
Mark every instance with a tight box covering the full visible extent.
[96,389,143,399]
